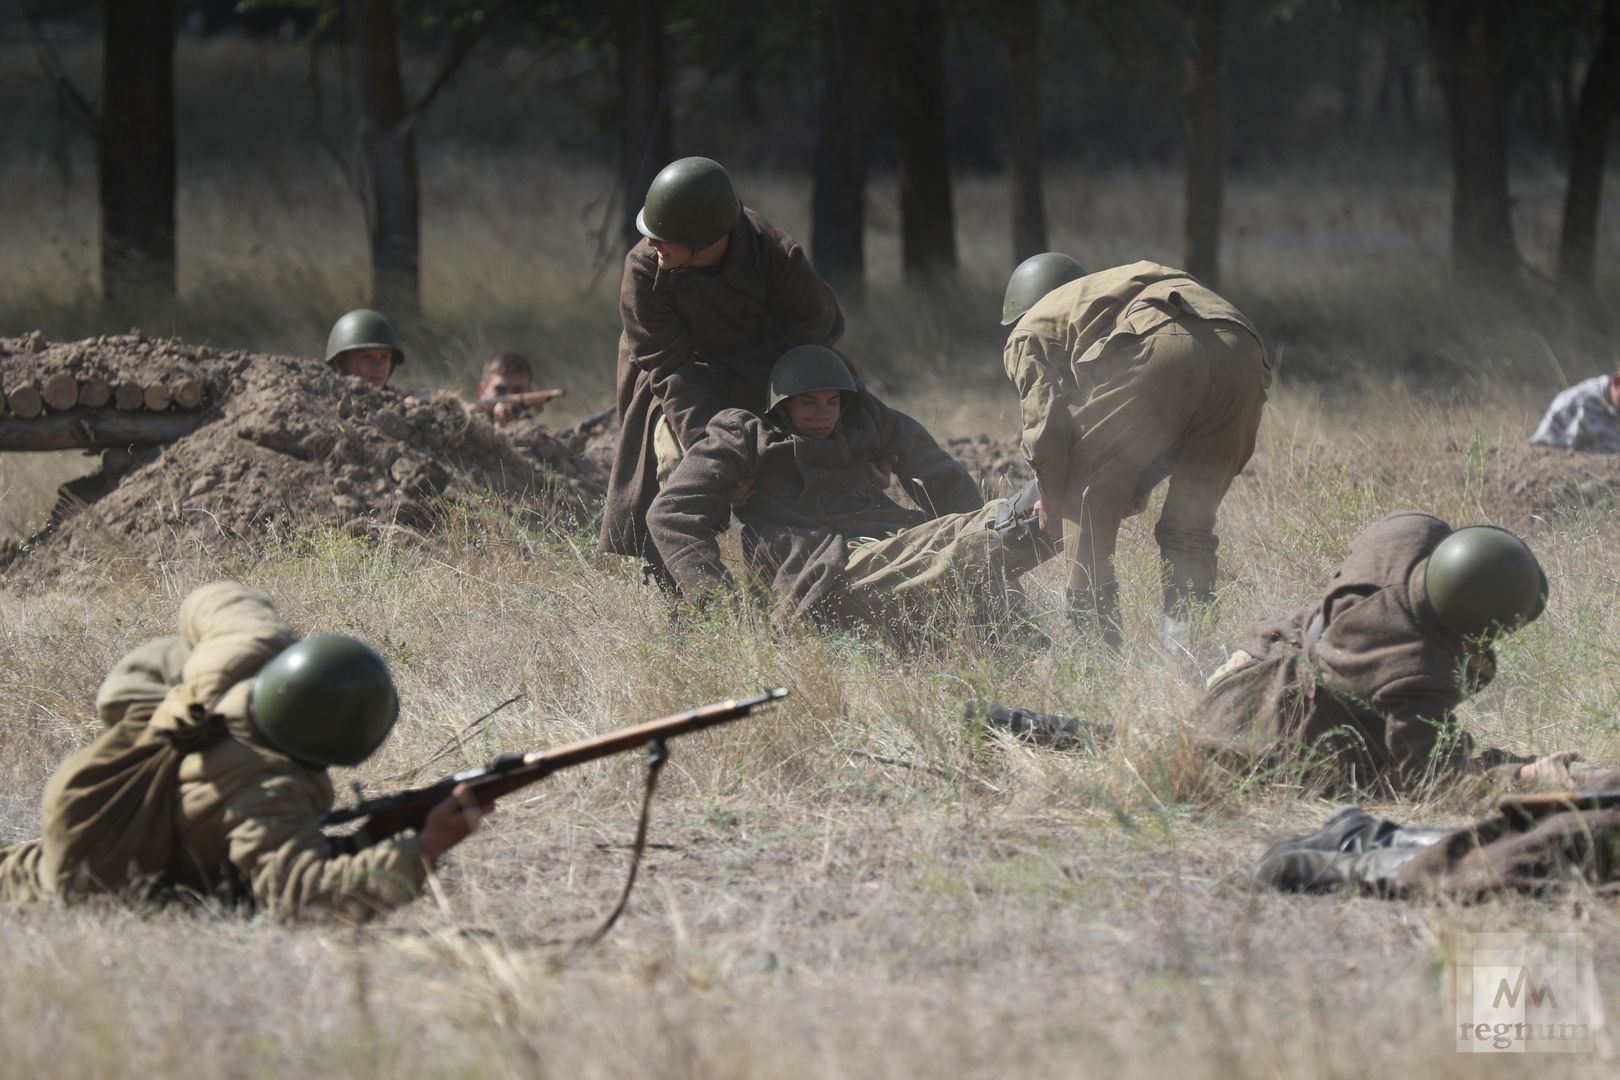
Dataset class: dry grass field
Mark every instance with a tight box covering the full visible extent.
[5,35,1620,1080]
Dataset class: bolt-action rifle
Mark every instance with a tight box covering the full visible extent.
[322,688,789,839]
[469,388,566,415]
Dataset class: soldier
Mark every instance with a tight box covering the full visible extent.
[0,582,489,921]
[325,308,404,390]
[1190,511,1614,798]
[1253,799,1620,897]
[999,255,1270,646]
[478,351,534,426]
[600,157,845,587]
[1530,369,1620,452]
[646,346,1056,629]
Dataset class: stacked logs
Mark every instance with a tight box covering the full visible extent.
[1,372,206,419]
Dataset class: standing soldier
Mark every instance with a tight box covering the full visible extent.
[325,309,405,390]
[998,256,1270,646]
[600,157,845,587]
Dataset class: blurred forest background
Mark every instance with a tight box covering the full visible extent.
[2,0,1619,409]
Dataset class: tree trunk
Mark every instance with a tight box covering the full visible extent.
[1423,0,1518,288]
[810,0,876,295]
[1559,0,1620,293]
[1004,0,1047,263]
[345,0,420,316]
[617,0,674,252]
[100,0,176,306]
[886,0,957,286]
[1182,0,1225,286]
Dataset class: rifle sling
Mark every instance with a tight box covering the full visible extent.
[577,738,669,948]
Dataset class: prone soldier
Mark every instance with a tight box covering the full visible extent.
[0,582,490,920]
[1190,512,1617,799]
[999,255,1270,646]
[600,157,845,588]
[478,351,534,426]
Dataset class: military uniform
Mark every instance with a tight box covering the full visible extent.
[1004,261,1268,617]
[599,209,845,563]
[1255,802,1620,898]
[0,583,428,921]
[1191,512,1530,796]
[646,391,1051,627]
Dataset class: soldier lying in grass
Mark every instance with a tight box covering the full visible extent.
[1189,512,1620,800]
[0,582,490,921]
[646,346,1058,631]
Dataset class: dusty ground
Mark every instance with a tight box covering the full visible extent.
[2,380,1619,1077]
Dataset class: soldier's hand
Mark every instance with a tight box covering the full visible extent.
[867,455,896,491]
[419,782,498,864]
[492,401,523,425]
[1518,750,1582,788]
[729,477,757,507]
[1034,496,1063,537]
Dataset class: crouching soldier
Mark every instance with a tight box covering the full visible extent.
[646,346,1060,631]
[1254,796,1620,898]
[999,255,1270,647]
[0,582,489,921]
[1192,511,1615,799]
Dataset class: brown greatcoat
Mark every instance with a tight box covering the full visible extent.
[646,391,984,622]
[1191,511,1521,795]
[599,208,845,560]
[0,582,428,921]
[1004,260,1268,606]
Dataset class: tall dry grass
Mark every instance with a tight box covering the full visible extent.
[3,35,1620,1080]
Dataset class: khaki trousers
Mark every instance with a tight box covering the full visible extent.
[841,499,1056,620]
[1061,316,1268,609]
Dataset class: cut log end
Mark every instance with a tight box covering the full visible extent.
[77,378,112,409]
[114,382,144,411]
[7,384,43,419]
[43,372,79,412]
[172,377,205,410]
[143,384,172,412]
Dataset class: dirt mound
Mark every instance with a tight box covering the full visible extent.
[0,332,605,571]
[1478,443,1620,525]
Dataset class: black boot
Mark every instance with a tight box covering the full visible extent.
[969,701,1112,752]
[1067,584,1123,649]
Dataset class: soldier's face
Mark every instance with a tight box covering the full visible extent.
[340,347,395,389]
[1609,374,1620,411]
[480,369,532,400]
[784,389,844,440]
[648,238,696,269]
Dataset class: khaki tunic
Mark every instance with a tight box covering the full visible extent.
[599,208,845,560]
[646,392,991,624]
[0,582,428,921]
[1004,261,1268,603]
[1192,512,1518,795]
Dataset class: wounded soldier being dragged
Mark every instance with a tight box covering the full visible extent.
[0,583,491,920]
[1190,511,1619,799]
[646,346,1059,631]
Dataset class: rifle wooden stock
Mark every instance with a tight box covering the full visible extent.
[323,688,788,840]
[469,388,565,414]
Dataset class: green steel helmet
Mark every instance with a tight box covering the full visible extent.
[766,345,859,414]
[1001,252,1086,326]
[1424,526,1548,639]
[636,157,742,251]
[324,309,404,369]
[249,634,399,767]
